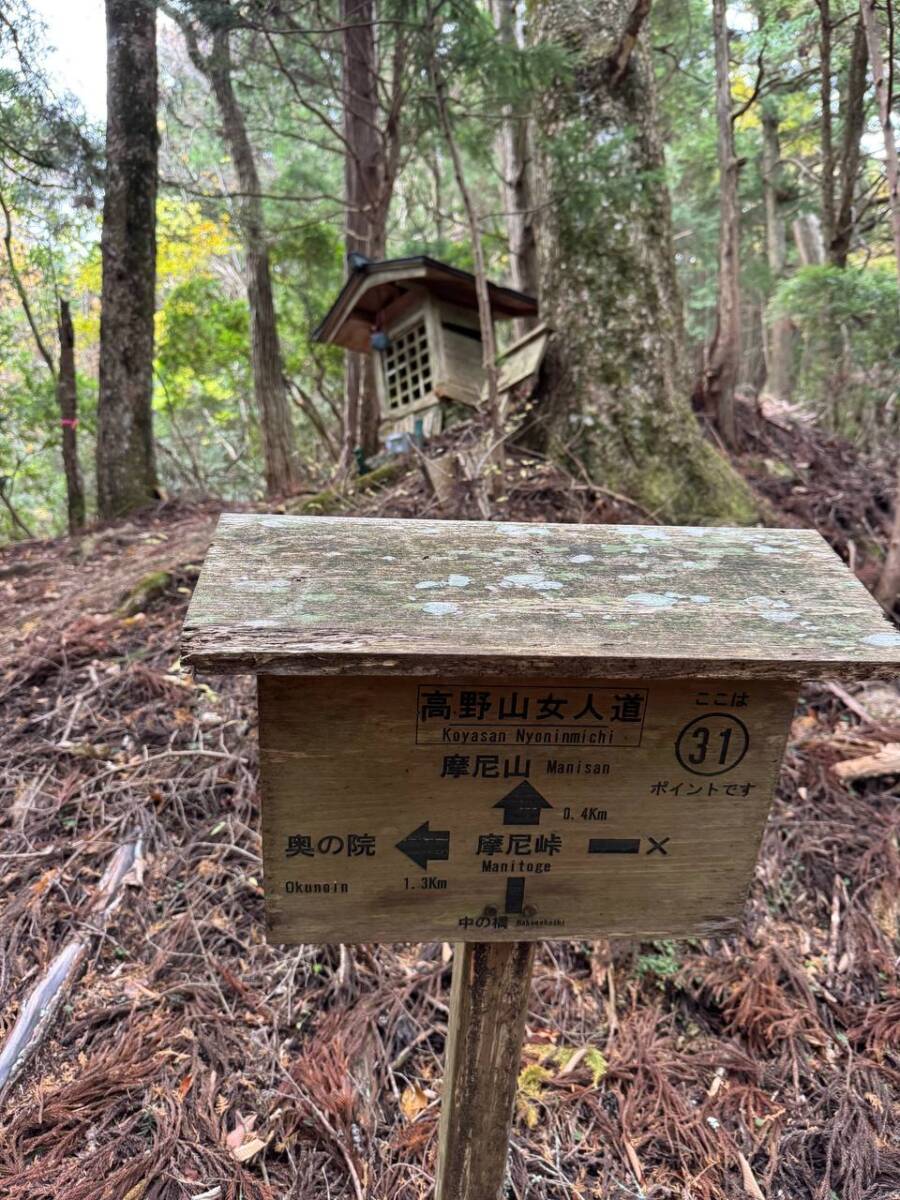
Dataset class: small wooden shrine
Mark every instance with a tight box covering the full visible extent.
[312,256,539,439]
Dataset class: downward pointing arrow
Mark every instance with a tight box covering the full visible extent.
[396,821,450,869]
[505,878,525,914]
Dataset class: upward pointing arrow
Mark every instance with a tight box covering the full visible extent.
[494,781,553,826]
[396,821,450,869]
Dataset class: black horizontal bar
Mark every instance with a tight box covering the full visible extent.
[588,838,640,854]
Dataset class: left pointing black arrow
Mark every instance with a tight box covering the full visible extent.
[396,822,451,869]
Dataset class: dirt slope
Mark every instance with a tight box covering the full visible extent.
[0,454,898,1199]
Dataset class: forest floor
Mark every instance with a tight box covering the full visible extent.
[1,413,899,1200]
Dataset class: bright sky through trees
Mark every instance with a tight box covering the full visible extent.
[28,0,106,118]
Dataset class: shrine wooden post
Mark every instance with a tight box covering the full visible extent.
[183,514,900,1200]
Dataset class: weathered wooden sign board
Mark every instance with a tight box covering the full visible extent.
[259,674,796,943]
[183,513,900,945]
[183,512,900,1200]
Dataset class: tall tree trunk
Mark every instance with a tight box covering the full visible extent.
[429,8,503,491]
[818,0,836,251]
[760,100,792,400]
[57,300,85,535]
[96,0,158,520]
[830,16,868,267]
[698,0,742,448]
[793,212,826,264]
[491,0,538,335]
[860,0,900,280]
[206,28,301,498]
[341,0,385,467]
[876,461,900,611]
[531,0,758,524]
[864,0,900,610]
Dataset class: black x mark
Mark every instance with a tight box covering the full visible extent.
[646,836,669,855]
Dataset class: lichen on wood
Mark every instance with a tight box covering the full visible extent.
[182,513,900,679]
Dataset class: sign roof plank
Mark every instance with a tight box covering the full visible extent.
[181,514,900,681]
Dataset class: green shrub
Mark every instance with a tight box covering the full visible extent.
[770,264,899,446]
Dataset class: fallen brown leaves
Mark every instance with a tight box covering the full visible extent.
[0,479,898,1199]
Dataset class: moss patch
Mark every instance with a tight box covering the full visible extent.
[573,427,763,526]
[116,570,173,617]
[287,459,408,517]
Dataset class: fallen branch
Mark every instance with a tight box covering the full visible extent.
[825,680,881,725]
[736,1149,766,1200]
[0,837,142,1106]
[832,742,900,782]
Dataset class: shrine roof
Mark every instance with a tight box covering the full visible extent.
[312,256,538,351]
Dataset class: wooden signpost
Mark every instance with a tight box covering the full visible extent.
[183,513,900,1200]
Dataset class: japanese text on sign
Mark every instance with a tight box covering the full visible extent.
[416,685,647,748]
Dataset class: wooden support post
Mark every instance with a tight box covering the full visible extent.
[435,940,536,1200]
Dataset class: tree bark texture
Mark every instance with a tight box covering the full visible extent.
[865,0,900,608]
[491,0,538,335]
[97,0,158,520]
[531,0,758,524]
[206,28,301,498]
[818,0,837,251]
[760,102,793,400]
[341,0,388,464]
[830,16,868,267]
[860,0,900,283]
[875,461,900,611]
[878,458,900,614]
[699,0,741,447]
[429,19,503,488]
[793,212,826,265]
[57,300,85,535]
